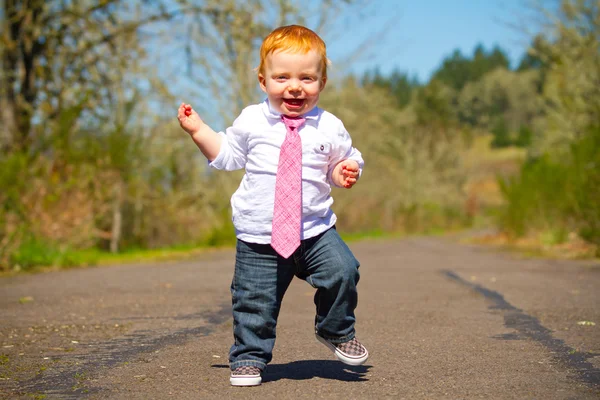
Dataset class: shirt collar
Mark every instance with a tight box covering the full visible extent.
[261,99,320,121]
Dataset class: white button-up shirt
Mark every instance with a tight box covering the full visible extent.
[209,100,364,244]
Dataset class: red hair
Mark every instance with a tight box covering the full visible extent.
[258,25,329,79]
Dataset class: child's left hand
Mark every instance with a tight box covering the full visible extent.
[333,160,360,189]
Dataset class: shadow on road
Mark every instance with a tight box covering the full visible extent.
[212,361,371,383]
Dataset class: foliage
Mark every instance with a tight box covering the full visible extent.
[514,125,534,148]
[516,35,550,93]
[412,79,458,129]
[0,153,107,268]
[490,118,512,148]
[571,126,600,248]
[457,68,542,134]
[0,0,198,154]
[9,237,97,272]
[495,0,600,254]
[498,126,600,252]
[320,78,469,234]
[498,155,573,237]
[529,0,600,157]
[361,68,420,108]
[430,44,510,91]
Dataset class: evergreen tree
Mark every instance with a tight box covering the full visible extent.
[431,49,471,91]
[361,67,419,108]
[431,44,511,91]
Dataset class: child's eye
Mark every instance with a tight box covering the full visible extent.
[302,77,315,81]
[275,76,287,81]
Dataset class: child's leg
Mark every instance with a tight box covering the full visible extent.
[229,239,295,371]
[299,227,360,342]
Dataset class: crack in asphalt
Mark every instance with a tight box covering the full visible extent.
[16,303,232,399]
[443,270,600,389]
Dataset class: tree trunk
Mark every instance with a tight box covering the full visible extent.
[1,0,45,153]
[132,190,143,242]
[1,0,18,152]
[0,94,16,153]
[110,181,124,254]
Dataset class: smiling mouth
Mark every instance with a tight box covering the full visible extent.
[283,98,305,108]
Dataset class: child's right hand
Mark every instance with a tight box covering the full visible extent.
[177,103,204,135]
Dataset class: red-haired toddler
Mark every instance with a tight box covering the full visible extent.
[177,25,367,386]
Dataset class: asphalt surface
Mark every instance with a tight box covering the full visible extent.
[0,236,599,399]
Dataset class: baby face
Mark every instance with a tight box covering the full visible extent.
[259,50,326,117]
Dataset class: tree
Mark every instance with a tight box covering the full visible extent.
[430,49,471,91]
[319,77,468,233]
[530,0,600,157]
[497,0,600,249]
[0,0,213,155]
[412,79,457,129]
[457,67,542,133]
[361,67,420,108]
[517,35,549,72]
[431,44,511,91]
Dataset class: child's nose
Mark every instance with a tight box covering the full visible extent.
[288,80,301,92]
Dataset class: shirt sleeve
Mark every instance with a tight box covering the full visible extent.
[326,121,364,187]
[208,114,249,171]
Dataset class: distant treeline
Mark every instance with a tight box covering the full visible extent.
[360,42,543,149]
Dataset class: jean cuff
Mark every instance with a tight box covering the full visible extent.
[230,360,267,371]
[315,329,355,344]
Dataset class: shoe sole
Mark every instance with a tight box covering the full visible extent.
[230,374,262,386]
[315,334,369,366]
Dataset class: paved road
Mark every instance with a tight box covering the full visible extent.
[1,237,599,399]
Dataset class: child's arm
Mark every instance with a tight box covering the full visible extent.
[331,160,360,188]
[177,103,222,161]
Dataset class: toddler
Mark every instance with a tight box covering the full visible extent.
[177,24,368,387]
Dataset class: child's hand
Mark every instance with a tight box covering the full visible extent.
[333,160,360,189]
[177,103,204,135]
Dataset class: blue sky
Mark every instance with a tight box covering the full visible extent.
[322,0,540,82]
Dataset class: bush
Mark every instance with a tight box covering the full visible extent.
[514,125,533,147]
[571,127,600,251]
[491,118,512,148]
[498,126,600,251]
[9,236,97,271]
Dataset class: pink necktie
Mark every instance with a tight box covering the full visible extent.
[271,115,305,258]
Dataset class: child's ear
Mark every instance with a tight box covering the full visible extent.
[258,74,267,93]
[320,77,327,91]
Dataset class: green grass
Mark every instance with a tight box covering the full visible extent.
[8,237,102,272]
[1,212,487,276]
[2,228,450,275]
[340,229,396,242]
[93,245,220,265]
[2,228,238,274]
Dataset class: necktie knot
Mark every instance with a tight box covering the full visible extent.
[282,115,305,132]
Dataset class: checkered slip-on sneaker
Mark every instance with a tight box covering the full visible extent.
[316,334,369,366]
[230,366,262,386]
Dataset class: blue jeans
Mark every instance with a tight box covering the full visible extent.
[229,227,360,371]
